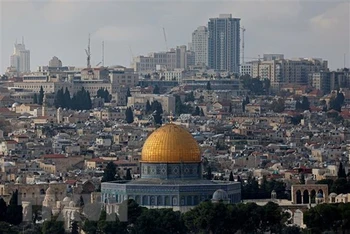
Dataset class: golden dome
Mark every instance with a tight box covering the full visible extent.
[141,123,201,163]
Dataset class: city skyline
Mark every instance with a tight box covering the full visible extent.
[0,0,349,73]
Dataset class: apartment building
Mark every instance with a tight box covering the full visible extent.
[250,58,328,90]
[127,94,175,114]
[208,14,240,73]
[192,26,208,66]
[132,46,195,74]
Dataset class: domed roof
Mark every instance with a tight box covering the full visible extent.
[141,123,201,163]
[212,189,229,201]
[63,196,71,202]
[317,192,324,198]
[329,192,337,197]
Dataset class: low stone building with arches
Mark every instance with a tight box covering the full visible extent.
[291,184,328,205]
[102,124,241,212]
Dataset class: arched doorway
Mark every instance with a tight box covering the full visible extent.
[303,190,309,204]
[296,190,302,204]
[310,190,316,203]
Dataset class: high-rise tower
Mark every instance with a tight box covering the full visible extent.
[208,14,240,73]
[192,26,208,66]
[10,37,30,73]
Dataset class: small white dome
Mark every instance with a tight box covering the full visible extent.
[12,102,19,108]
[63,196,71,202]
[212,189,229,202]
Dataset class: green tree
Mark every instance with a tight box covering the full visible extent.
[6,190,23,225]
[0,221,19,234]
[229,171,234,181]
[42,215,65,234]
[338,162,347,178]
[54,88,64,108]
[304,203,341,233]
[79,195,85,208]
[185,91,195,102]
[175,95,184,115]
[102,162,117,182]
[63,87,71,109]
[329,91,345,112]
[125,107,134,124]
[33,93,38,104]
[206,81,211,90]
[0,198,7,222]
[153,85,160,94]
[71,221,79,234]
[151,101,163,125]
[134,209,186,234]
[300,173,305,184]
[200,108,205,116]
[38,86,44,105]
[82,219,98,234]
[271,98,285,113]
[206,166,213,180]
[193,106,200,116]
[145,100,151,114]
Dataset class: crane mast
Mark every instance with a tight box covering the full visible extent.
[163,27,168,51]
[85,34,91,68]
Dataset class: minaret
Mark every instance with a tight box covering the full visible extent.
[57,107,63,124]
[42,94,47,116]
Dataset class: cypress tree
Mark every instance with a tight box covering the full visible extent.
[206,166,213,180]
[145,100,151,114]
[338,162,347,178]
[63,88,71,109]
[0,197,7,222]
[125,168,132,180]
[229,171,234,181]
[38,86,44,105]
[6,190,23,225]
[153,85,160,94]
[206,81,211,90]
[193,106,200,116]
[125,107,134,124]
[33,93,38,104]
[86,91,92,109]
[102,162,117,182]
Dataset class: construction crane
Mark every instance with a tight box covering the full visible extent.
[163,27,168,51]
[95,41,105,67]
[240,27,246,64]
[85,34,91,68]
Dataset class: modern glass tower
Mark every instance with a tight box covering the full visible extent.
[208,14,240,73]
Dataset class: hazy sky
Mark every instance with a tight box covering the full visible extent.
[0,0,349,73]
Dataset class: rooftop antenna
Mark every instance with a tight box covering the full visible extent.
[102,41,105,66]
[85,34,91,68]
[163,27,168,51]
